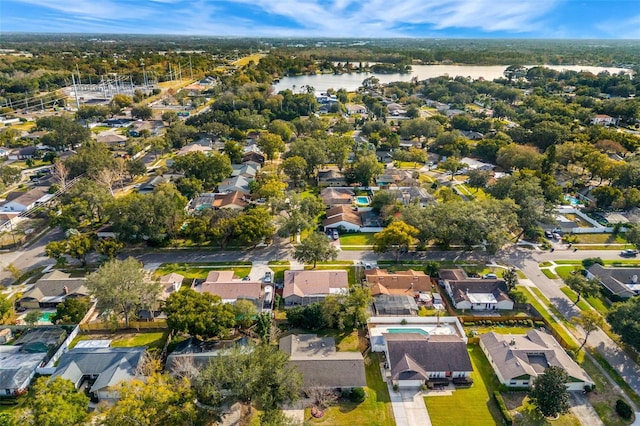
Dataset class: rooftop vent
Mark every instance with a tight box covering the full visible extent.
[632,275,638,284]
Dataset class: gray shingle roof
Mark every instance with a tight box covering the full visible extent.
[279,334,366,388]
[587,264,639,298]
[53,347,146,393]
[479,330,593,385]
[385,333,472,380]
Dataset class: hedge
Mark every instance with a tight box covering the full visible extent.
[494,391,513,425]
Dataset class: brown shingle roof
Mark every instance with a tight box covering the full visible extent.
[196,270,261,301]
[212,191,248,209]
[283,270,348,299]
[365,269,431,296]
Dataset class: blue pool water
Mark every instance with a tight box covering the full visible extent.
[387,328,429,336]
[564,195,580,206]
[39,312,53,322]
[356,196,371,205]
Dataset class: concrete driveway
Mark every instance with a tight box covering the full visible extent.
[570,391,603,426]
[248,261,273,282]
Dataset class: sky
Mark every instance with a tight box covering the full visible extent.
[2,0,639,39]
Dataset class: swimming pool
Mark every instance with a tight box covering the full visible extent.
[564,195,580,206]
[355,196,371,205]
[39,312,53,322]
[387,328,429,336]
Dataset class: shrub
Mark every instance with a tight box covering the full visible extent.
[616,399,633,420]
[350,387,366,403]
[393,384,399,392]
[582,257,604,269]
[494,391,513,425]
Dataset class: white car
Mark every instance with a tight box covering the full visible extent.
[264,272,272,283]
[332,231,339,240]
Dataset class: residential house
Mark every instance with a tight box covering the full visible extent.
[16,146,38,160]
[365,269,431,298]
[137,175,170,194]
[0,328,12,344]
[128,120,153,137]
[0,327,67,397]
[373,294,419,316]
[345,103,367,115]
[242,151,265,165]
[480,330,594,390]
[18,270,89,309]
[52,347,146,402]
[591,114,618,126]
[1,187,51,212]
[440,269,514,311]
[177,144,212,156]
[0,147,10,159]
[193,270,262,306]
[231,163,259,179]
[586,264,640,298]
[217,175,251,195]
[322,205,362,232]
[389,187,434,207]
[159,273,184,301]
[96,133,127,146]
[385,333,473,388]
[212,191,249,210]
[279,334,366,389]
[320,187,354,208]
[318,169,348,187]
[376,150,394,164]
[104,118,130,128]
[165,337,250,373]
[376,170,412,188]
[283,270,348,306]
[387,103,406,116]
[459,130,484,140]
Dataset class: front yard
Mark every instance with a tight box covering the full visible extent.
[424,345,502,426]
[304,352,395,426]
[339,233,376,246]
[154,262,253,280]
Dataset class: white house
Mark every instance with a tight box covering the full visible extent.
[322,205,362,232]
[440,269,513,311]
[1,187,51,212]
[480,330,594,391]
[591,114,618,126]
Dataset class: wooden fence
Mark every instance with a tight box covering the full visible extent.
[80,320,168,332]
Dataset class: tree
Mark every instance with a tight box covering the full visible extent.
[563,274,600,306]
[131,105,153,120]
[373,221,418,261]
[607,297,640,351]
[466,169,491,192]
[51,297,90,325]
[234,299,258,329]
[19,376,88,426]
[172,151,232,190]
[293,232,338,268]
[127,158,147,179]
[351,151,384,187]
[51,159,69,190]
[87,257,160,328]
[502,267,518,291]
[46,233,93,267]
[24,310,41,326]
[281,156,307,187]
[529,366,570,418]
[255,312,273,344]
[0,292,14,325]
[440,157,467,181]
[164,288,235,338]
[161,110,178,125]
[100,373,201,426]
[223,140,243,164]
[257,132,286,161]
[285,138,327,178]
[195,343,302,412]
[231,207,275,247]
[575,310,604,351]
[325,135,353,171]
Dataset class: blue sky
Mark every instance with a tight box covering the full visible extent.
[2,0,639,38]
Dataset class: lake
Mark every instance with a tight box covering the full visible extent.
[272,64,632,94]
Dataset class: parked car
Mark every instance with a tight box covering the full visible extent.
[544,231,553,238]
[264,271,272,283]
[482,273,498,279]
[332,231,339,240]
[620,249,638,257]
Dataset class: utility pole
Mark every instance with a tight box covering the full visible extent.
[71,74,80,109]
[189,56,194,80]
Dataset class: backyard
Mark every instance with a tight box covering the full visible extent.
[154,262,253,280]
[69,331,169,351]
[304,352,395,426]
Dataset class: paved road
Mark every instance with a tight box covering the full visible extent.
[0,227,62,285]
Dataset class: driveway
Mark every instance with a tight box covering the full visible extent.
[387,387,432,426]
[248,261,272,282]
[569,391,603,426]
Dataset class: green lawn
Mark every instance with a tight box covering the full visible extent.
[541,269,559,279]
[570,233,627,244]
[468,326,534,335]
[514,398,581,426]
[425,345,502,426]
[304,265,359,284]
[559,286,591,311]
[305,353,395,426]
[555,265,581,280]
[70,331,169,350]
[154,262,253,279]
[339,233,376,245]
[539,261,553,267]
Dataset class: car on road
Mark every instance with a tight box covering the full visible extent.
[620,249,638,257]
[264,271,272,283]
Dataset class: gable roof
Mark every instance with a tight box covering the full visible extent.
[320,187,354,204]
[279,334,366,388]
[479,330,592,385]
[283,270,348,299]
[365,269,431,296]
[587,264,639,298]
[19,271,88,304]
[448,279,511,305]
[385,333,472,380]
[322,209,362,228]
[212,190,248,209]
[218,175,251,194]
[159,273,184,301]
[4,187,49,207]
[52,347,146,393]
[195,270,262,301]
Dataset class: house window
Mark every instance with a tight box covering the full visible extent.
[509,381,517,385]
[523,382,529,386]
[5,389,10,395]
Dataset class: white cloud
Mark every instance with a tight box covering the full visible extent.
[596,14,640,39]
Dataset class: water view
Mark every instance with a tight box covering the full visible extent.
[273,64,632,94]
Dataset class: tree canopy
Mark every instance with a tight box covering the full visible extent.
[164,288,235,338]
